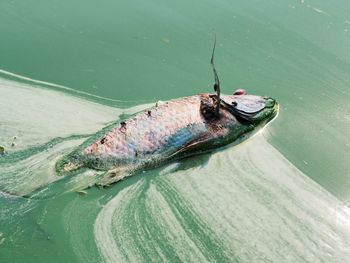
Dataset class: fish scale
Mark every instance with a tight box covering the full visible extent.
[83,95,208,162]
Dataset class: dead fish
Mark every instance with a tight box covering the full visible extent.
[55,38,279,186]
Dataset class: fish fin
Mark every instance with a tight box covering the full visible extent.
[167,135,213,159]
[168,124,229,159]
[96,167,132,187]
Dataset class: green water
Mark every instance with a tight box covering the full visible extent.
[1,0,350,262]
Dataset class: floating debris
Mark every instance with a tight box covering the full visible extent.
[0,146,5,155]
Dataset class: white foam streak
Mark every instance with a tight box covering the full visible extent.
[94,180,145,263]
[0,76,151,195]
[144,184,209,262]
[0,69,148,103]
[0,77,120,151]
[164,135,350,261]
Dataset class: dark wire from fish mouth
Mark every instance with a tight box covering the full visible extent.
[209,35,264,124]
[210,34,221,116]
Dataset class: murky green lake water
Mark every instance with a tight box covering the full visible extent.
[1,0,350,262]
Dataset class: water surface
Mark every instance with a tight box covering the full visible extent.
[1,0,350,262]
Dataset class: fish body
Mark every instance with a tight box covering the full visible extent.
[56,93,278,185]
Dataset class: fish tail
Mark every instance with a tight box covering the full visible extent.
[55,152,84,176]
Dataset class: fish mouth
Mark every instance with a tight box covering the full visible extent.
[250,97,279,125]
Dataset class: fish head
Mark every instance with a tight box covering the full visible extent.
[220,89,278,126]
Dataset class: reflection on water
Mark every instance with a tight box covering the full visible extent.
[1,74,350,262]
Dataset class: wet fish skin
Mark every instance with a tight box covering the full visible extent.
[83,94,242,168]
